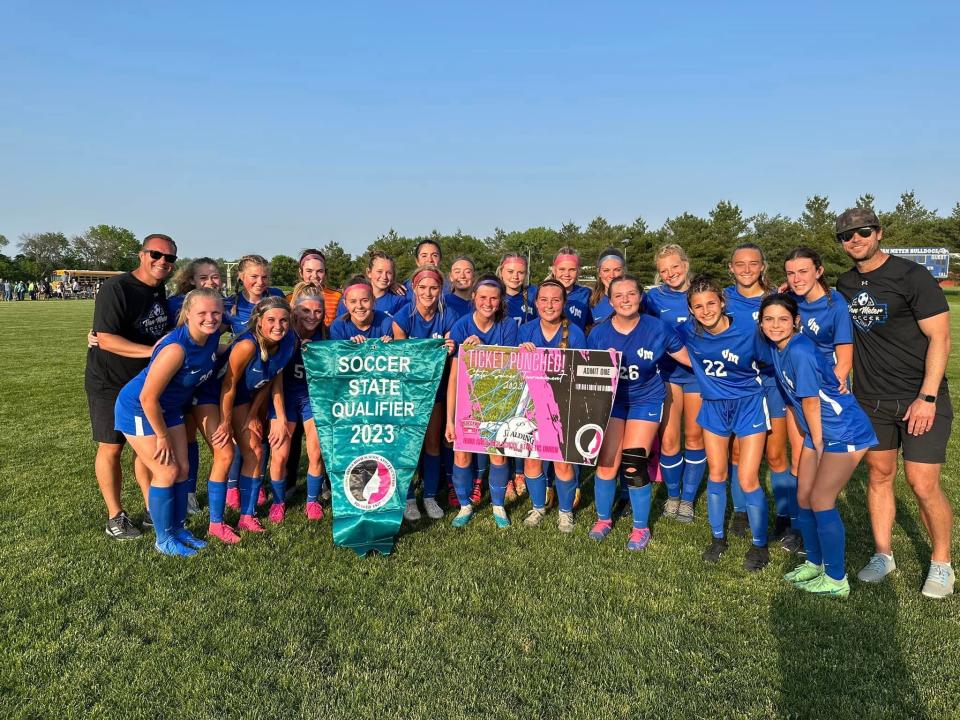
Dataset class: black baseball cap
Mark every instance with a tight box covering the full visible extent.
[835,208,880,235]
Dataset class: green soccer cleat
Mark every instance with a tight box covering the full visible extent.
[798,573,850,599]
[784,561,823,585]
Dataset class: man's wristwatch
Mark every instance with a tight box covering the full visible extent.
[918,393,936,403]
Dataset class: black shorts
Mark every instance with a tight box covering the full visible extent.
[857,394,953,464]
[87,388,125,445]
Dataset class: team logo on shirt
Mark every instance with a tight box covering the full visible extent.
[721,348,740,364]
[636,347,654,361]
[780,370,795,391]
[567,305,583,319]
[848,291,888,332]
[806,318,821,335]
[343,454,397,511]
[139,301,169,338]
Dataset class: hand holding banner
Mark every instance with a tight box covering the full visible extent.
[303,338,446,556]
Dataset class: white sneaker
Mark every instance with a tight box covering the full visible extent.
[403,499,421,522]
[857,553,896,583]
[423,497,444,520]
[523,508,546,527]
[558,511,575,533]
[921,562,955,599]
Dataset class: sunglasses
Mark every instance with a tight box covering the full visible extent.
[144,249,178,263]
[836,226,876,243]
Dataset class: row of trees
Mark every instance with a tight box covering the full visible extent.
[4,193,959,288]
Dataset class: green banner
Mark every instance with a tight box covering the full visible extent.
[303,338,446,556]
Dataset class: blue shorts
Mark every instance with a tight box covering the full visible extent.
[268,390,314,422]
[193,376,221,407]
[610,400,663,422]
[762,375,787,420]
[698,394,769,438]
[114,404,185,437]
[802,433,878,453]
[667,375,701,394]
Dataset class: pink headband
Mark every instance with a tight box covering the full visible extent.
[412,267,444,287]
[554,254,580,266]
[299,253,324,268]
[502,256,527,266]
[344,283,371,296]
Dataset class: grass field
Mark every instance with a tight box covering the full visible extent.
[1,300,958,720]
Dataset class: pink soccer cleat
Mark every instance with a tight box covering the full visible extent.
[207,522,241,544]
[238,514,265,533]
[305,501,324,521]
[256,487,267,507]
[268,502,286,524]
[225,487,240,510]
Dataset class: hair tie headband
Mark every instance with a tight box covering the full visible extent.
[476,278,501,289]
[344,283,371,296]
[412,267,444,286]
[299,253,324,268]
[554,254,580,266]
[598,253,624,267]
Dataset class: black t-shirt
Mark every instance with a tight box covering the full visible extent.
[84,272,169,393]
[836,255,949,400]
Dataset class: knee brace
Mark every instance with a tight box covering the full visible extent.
[621,447,649,488]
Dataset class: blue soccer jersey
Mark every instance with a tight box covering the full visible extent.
[771,333,877,446]
[394,305,460,340]
[591,295,614,324]
[676,314,764,401]
[231,287,286,328]
[230,328,297,406]
[505,286,538,325]
[563,284,593,330]
[115,325,220,434]
[644,285,697,385]
[587,315,682,406]
[450,313,519,355]
[329,310,396,341]
[518,318,587,349]
[335,291,408,319]
[442,293,471,319]
[791,290,854,361]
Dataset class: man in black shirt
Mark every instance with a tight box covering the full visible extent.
[835,208,954,599]
[85,234,177,539]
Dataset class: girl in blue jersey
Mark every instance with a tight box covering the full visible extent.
[445,274,520,528]
[444,256,475,318]
[517,280,588,532]
[403,239,444,296]
[725,243,797,551]
[266,285,328,524]
[588,247,625,325]
[206,296,296,533]
[644,244,706,523]
[548,248,593,331]
[760,294,877,597]
[393,265,458,521]
[329,277,396,341]
[166,258,227,515]
[114,288,223,556]
[677,276,772,571]
[336,252,408,318]
[586,275,691,551]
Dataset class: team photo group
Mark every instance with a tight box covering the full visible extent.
[85,206,954,601]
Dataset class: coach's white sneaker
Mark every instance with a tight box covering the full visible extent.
[857,553,896,583]
[403,499,421,522]
[921,562,955,599]
[423,497,444,520]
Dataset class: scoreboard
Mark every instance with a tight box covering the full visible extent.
[882,247,951,279]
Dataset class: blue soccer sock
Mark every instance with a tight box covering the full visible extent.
[660,452,683,498]
[227,452,241,489]
[207,479,227,523]
[474,453,490,480]
[442,446,455,488]
[796,507,821,565]
[526,473,547,510]
[628,483,652,529]
[729,464,746,512]
[788,474,799,524]
[186,441,199,494]
[681,448,706,502]
[594,473,617,521]
[555,478,578,513]
[305,473,323,503]
[707,481,727,539]
[270,477,286,505]
[172,481,189,531]
[239,474,259,515]
[488,462,509,507]
[815,508,847,581]
[148,485,174,543]
[770,470,795,520]
[452,464,474,506]
[422,453,441,499]
[744,487,769,547]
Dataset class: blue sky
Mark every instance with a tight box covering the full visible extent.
[1,1,958,259]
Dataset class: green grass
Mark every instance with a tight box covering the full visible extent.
[1,300,958,719]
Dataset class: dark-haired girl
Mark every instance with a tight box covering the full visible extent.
[760,294,877,597]
[587,275,690,551]
[517,280,587,532]
[445,275,519,528]
[677,276,772,571]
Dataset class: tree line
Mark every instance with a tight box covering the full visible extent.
[3,192,958,288]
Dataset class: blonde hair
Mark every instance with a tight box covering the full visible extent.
[548,246,580,282]
[232,254,271,307]
[653,244,692,287]
[172,257,222,296]
[246,296,291,361]
[176,287,224,327]
[290,283,327,339]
